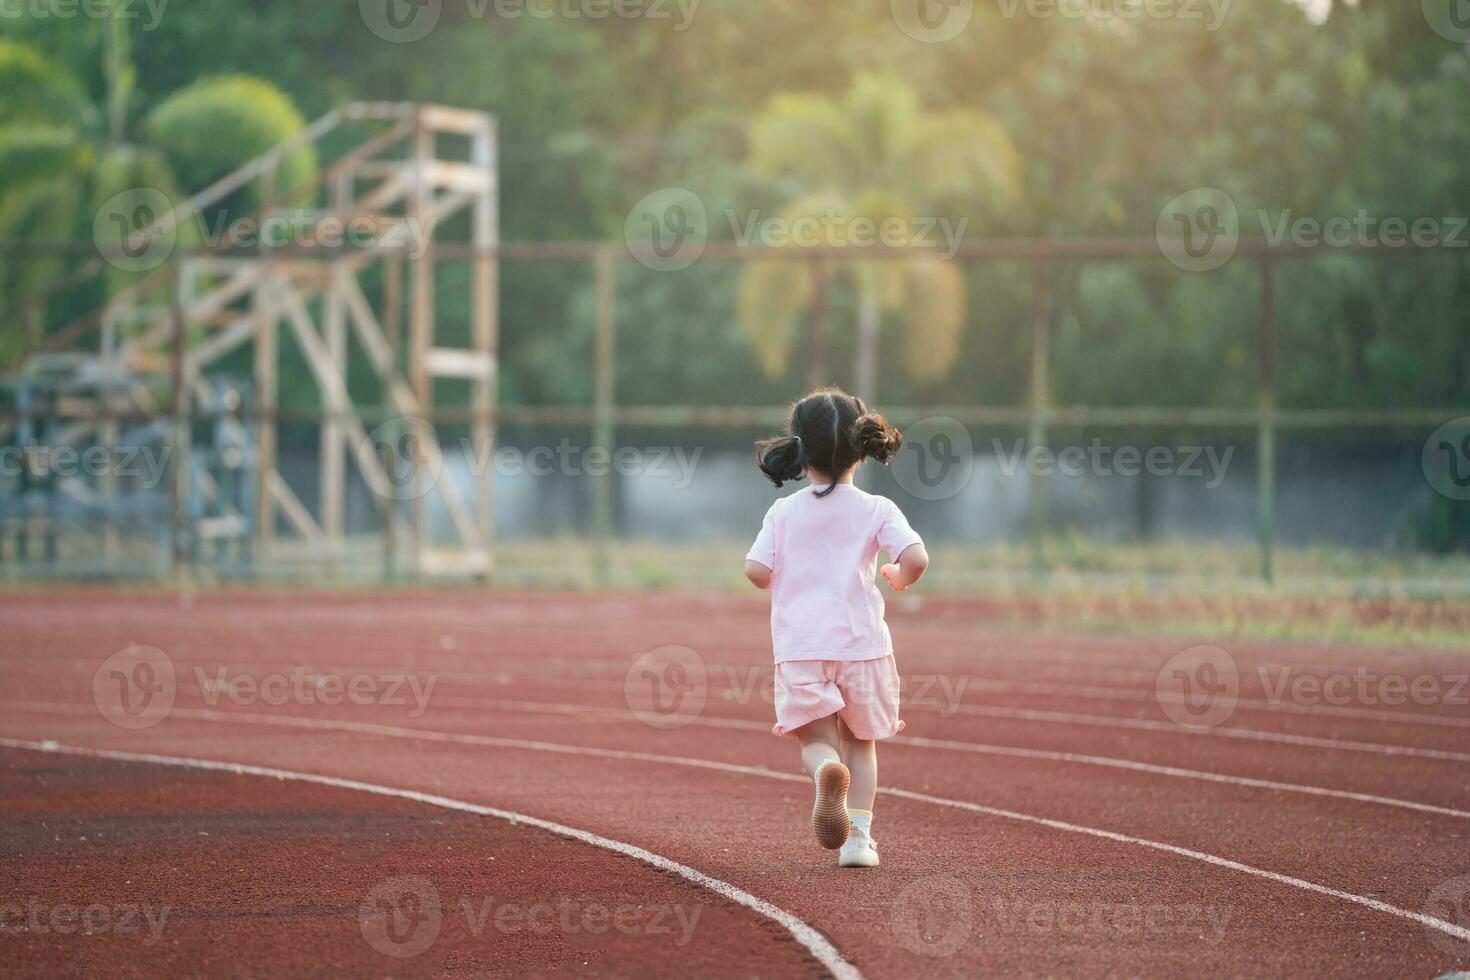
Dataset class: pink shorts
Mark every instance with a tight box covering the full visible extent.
[771,656,905,741]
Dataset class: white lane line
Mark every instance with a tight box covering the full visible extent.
[7,713,1469,949]
[19,610,1463,680]
[959,678,1470,731]
[888,782,1470,946]
[0,737,862,980]
[7,696,1468,822]
[894,733,1470,820]
[945,704,1470,763]
[383,664,1470,733]
[13,648,1470,736]
[417,696,1470,821]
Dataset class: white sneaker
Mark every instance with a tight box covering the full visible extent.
[838,826,879,868]
[811,760,851,849]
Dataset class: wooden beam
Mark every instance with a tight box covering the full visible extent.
[266,470,326,544]
[322,261,348,545]
[418,104,491,135]
[471,117,499,569]
[153,107,344,238]
[322,167,353,551]
[425,347,496,380]
[279,287,400,537]
[253,266,278,553]
[187,313,258,374]
[323,118,414,182]
[343,101,416,122]
[426,189,473,225]
[342,275,395,377]
[336,280,484,550]
[431,161,494,194]
[169,266,191,577]
[332,167,413,228]
[99,411,119,568]
[408,112,435,573]
[186,256,369,378]
[385,253,403,371]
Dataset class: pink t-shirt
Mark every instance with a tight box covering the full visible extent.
[746,483,924,664]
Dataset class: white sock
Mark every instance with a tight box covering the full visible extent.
[849,809,873,835]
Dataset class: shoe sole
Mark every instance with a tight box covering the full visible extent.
[838,850,879,868]
[812,762,851,849]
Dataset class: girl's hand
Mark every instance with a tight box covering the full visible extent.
[881,546,929,592]
[745,560,773,590]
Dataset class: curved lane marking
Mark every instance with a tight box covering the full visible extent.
[5,706,1470,947]
[0,737,862,980]
[426,696,1470,821]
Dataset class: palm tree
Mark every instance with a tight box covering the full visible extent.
[738,74,1018,397]
[0,15,315,364]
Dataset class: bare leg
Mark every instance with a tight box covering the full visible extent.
[838,717,877,812]
[834,718,881,866]
[797,714,850,849]
[796,714,842,777]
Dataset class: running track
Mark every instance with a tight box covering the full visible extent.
[2,590,1468,977]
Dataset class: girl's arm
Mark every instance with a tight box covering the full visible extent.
[880,544,929,592]
[745,560,773,590]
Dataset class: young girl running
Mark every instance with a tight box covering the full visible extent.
[744,388,929,868]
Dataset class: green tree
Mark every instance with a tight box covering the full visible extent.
[737,73,1017,398]
[0,16,314,366]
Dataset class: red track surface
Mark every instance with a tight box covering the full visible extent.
[2,589,1469,978]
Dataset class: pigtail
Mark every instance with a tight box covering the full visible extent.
[755,434,807,488]
[850,413,902,464]
[757,390,898,493]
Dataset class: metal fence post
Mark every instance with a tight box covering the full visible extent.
[169,263,192,580]
[1028,256,1050,579]
[380,422,400,584]
[42,388,58,565]
[1257,258,1278,584]
[593,246,617,583]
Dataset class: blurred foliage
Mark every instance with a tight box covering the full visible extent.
[0,25,309,364]
[145,75,318,213]
[738,74,1015,386]
[1,0,1466,413]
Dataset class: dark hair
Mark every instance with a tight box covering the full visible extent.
[755,387,903,497]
